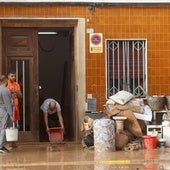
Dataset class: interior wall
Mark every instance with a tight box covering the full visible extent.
[39,29,74,141]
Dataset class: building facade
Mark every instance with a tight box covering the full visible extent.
[0,1,170,142]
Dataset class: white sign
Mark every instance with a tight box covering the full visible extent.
[90,33,103,53]
[0,0,170,3]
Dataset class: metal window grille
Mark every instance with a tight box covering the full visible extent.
[106,39,147,98]
[11,60,30,131]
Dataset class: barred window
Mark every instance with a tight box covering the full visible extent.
[106,39,147,98]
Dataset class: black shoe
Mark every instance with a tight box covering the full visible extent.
[0,147,9,153]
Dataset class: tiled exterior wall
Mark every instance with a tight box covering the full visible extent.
[0,4,170,110]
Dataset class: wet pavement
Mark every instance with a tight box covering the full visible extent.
[0,142,170,170]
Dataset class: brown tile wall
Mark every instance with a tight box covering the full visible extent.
[0,4,170,110]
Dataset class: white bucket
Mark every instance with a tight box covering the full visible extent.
[5,127,18,142]
[163,126,170,147]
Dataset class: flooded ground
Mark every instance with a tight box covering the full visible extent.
[0,142,170,170]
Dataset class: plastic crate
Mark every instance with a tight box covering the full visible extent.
[48,127,63,142]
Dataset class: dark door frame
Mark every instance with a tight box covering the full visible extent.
[0,18,86,142]
[2,28,39,141]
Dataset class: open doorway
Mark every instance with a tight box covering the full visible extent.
[1,18,85,142]
[38,27,75,142]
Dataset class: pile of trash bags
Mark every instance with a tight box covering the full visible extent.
[81,90,152,151]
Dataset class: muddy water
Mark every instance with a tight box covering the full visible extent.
[0,143,169,170]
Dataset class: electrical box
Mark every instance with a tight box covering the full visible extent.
[147,125,162,139]
[87,98,96,112]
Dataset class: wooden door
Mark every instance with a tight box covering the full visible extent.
[2,28,39,142]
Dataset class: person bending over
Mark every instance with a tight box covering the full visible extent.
[40,98,64,133]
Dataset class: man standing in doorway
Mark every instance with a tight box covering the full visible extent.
[0,75,14,153]
[7,71,22,124]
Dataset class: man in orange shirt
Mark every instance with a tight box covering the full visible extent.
[7,71,22,122]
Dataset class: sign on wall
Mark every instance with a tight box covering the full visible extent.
[90,33,103,53]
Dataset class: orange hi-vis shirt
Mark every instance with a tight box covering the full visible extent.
[7,80,21,120]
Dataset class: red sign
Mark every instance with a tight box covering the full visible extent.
[90,33,103,53]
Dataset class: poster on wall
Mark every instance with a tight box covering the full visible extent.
[90,33,103,53]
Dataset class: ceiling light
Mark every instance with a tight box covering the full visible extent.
[38,32,58,35]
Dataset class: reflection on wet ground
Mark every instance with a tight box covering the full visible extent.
[0,142,170,170]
